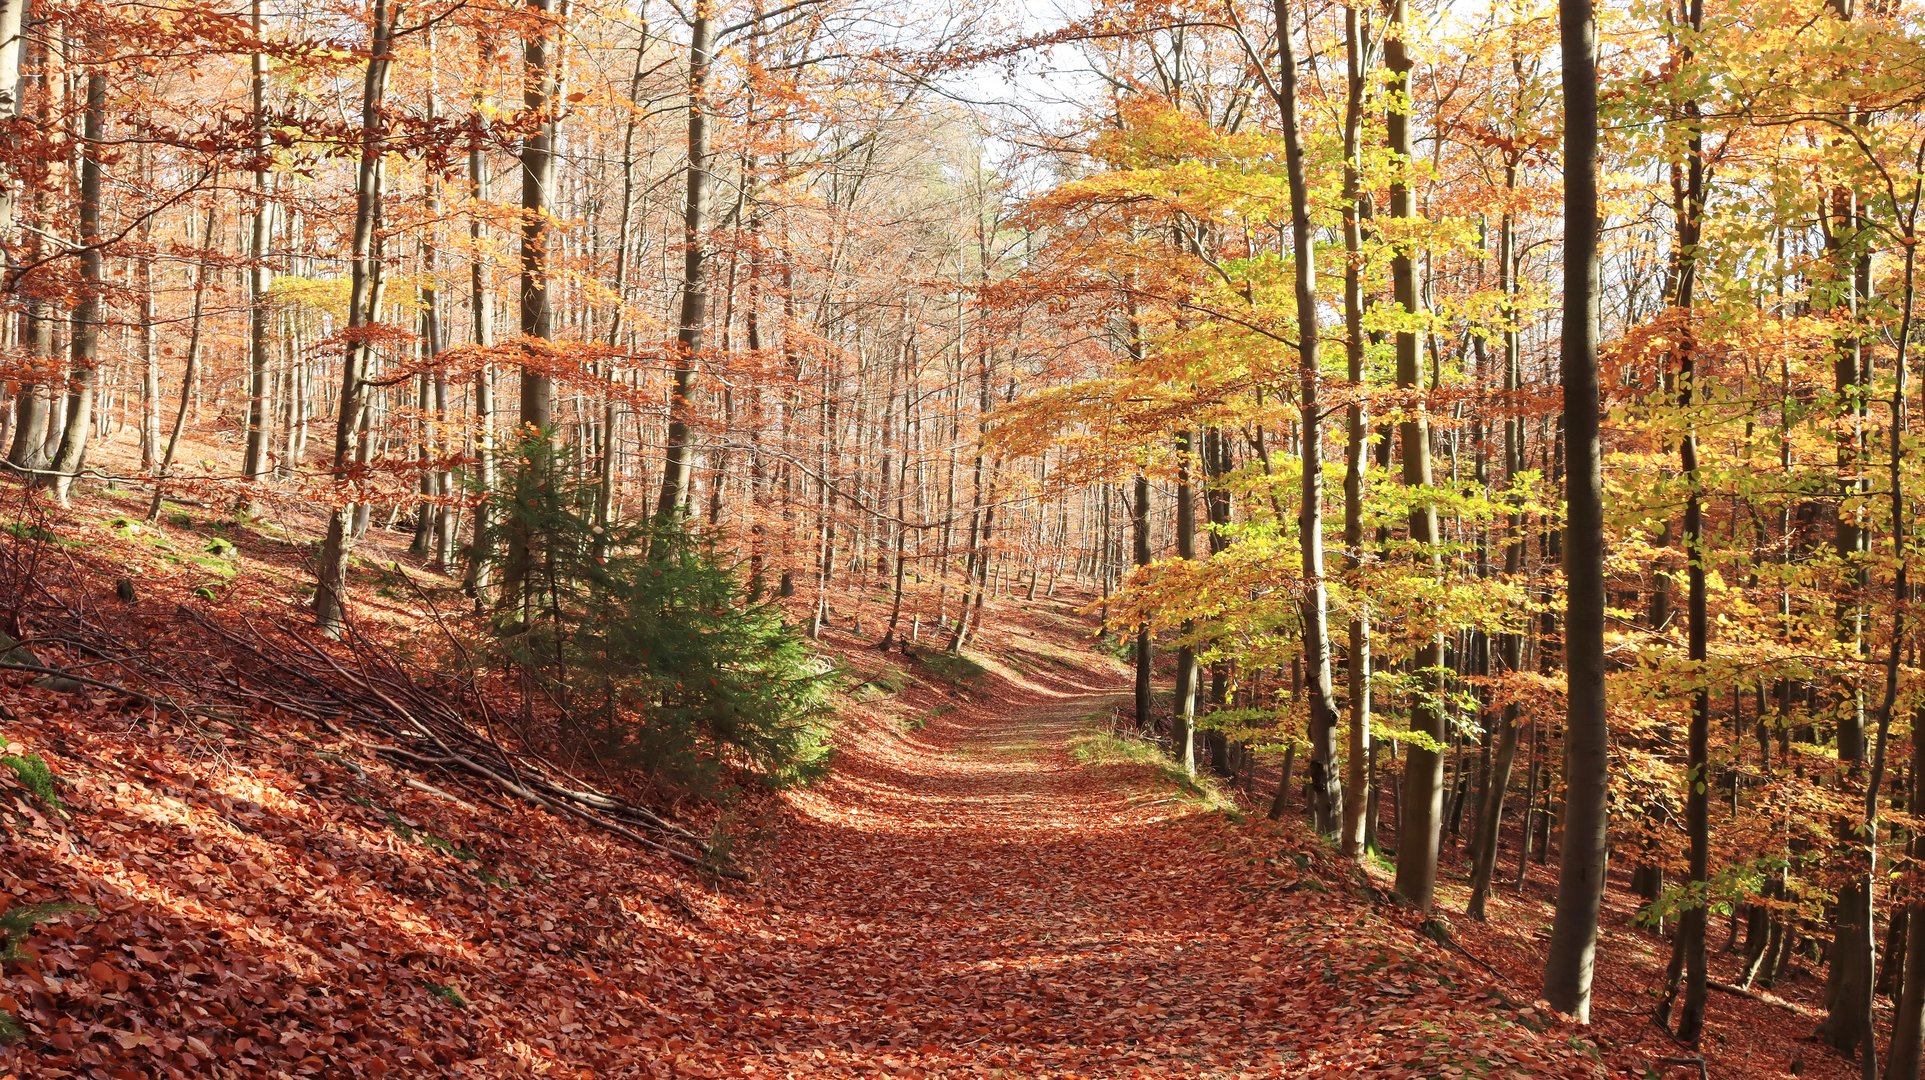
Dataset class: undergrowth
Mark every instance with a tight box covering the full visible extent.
[488,431,836,798]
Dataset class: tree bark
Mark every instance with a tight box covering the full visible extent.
[1468,159,1524,920]
[242,0,275,483]
[0,0,24,243]
[1272,0,1342,836]
[1338,0,1377,864]
[1386,0,1446,911]
[43,47,104,505]
[315,0,396,632]
[1665,21,1711,1032]
[655,4,712,522]
[1133,470,1153,731]
[1543,0,1611,1022]
[502,0,559,607]
[464,36,496,602]
[1171,429,1199,776]
[1891,733,1925,1076]
[147,205,216,522]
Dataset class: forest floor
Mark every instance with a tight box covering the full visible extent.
[707,685,1606,1078]
[0,473,1859,1078]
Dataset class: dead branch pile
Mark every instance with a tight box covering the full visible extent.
[0,513,736,877]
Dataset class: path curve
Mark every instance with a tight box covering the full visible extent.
[634,682,1606,1078]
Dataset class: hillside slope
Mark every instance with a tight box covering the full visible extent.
[0,490,1606,1078]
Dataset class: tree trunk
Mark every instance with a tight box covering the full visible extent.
[1337,0,1377,864]
[1272,0,1342,837]
[503,0,559,605]
[315,0,395,632]
[1890,711,1925,1078]
[242,0,275,483]
[147,206,216,522]
[1468,180,1524,918]
[1133,470,1153,732]
[43,50,104,505]
[136,147,160,472]
[1171,430,1198,776]
[8,81,49,478]
[655,4,712,523]
[0,0,24,243]
[1665,7,1711,1040]
[464,40,496,602]
[1543,0,1611,1022]
[1386,0,1445,911]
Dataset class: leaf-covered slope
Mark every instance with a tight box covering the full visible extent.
[0,500,1603,1078]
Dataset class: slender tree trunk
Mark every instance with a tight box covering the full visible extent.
[1661,9,1712,1040]
[464,42,496,601]
[948,317,997,654]
[1468,164,1524,920]
[44,49,104,505]
[148,205,216,522]
[1386,0,1445,910]
[596,37,647,554]
[1855,172,1921,1080]
[1133,470,1153,730]
[1891,730,1925,1074]
[655,5,712,523]
[0,0,24,243]
[1543,0,1610,1022]
[1338,0,1376,863]
[1273,0,1341,836]
[1819,0,1877,1059]
[503,0,559,607]
[1171,430,1198,776]
[7,53,48,477]
[242,0,275,483]
[136,150,160,473]
[315,0,395,632]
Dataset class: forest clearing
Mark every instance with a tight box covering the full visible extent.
[1,0,1924,1074]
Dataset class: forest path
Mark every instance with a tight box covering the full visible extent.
[685,687,1327,1077]
[637,661,1607,1078]
[636,672,1447,1079]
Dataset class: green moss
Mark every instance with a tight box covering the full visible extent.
[187,555,237,578]
[474,868,517,890]
[1,753,61,811]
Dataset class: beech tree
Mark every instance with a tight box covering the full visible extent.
[1543,0,1608,1022]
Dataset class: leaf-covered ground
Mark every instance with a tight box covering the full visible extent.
[0,492,1809,1078]
[702,687,1607,1078]
[0,556,1596,1077]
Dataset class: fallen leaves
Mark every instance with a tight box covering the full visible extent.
[0,558,1615,1079]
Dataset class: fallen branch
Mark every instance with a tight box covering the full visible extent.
[1707,978,1800,1010]
[175,603,737,875]
[1653,1055,1707,1079]
[0,660,160,703]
